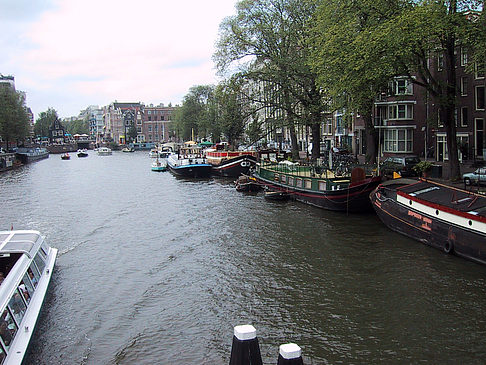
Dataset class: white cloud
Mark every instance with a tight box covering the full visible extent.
[1,0,237,117]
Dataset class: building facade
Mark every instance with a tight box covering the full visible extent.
[141,104,174,144]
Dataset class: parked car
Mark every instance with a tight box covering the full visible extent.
[463,168,486,185]
[379,155,421,177]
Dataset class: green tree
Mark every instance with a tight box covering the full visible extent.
[127,123,137,143]
[174,85,215,141]
[311,0,403,163]
[214,0,327,161]
[0,87,30,149]
[313,0,483,179]
[212,78,249,147]
[34,108,58,140]
[64,119,89,135]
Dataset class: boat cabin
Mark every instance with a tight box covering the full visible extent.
[0,230,57,364]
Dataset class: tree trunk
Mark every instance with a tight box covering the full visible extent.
[310,118,321,162]
[288,118,299,160]
[444,1,461,181]
[362,99,377,163]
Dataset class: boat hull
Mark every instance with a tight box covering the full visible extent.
[15,149,49,164]
[254,166,381,212]
[210,155,257,177]
[371,181,486,265]
[168,164,212,178]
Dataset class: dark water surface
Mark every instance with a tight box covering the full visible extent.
[1,151,486,364]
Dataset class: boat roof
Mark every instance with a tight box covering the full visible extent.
[0,230,42,259]
[397,180,486,218]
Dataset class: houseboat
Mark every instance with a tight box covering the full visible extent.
[15,148,49,164]
[205,143,258,177]
[0,230,57,364]
[253,160,381,213]
[167,142,212,178]
[371,179,486,265]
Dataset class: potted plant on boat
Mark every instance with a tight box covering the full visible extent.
[413,160,434,178]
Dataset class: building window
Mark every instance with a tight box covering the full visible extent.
[461,107,468,127]
[392,78,413,95]
[460,77,468,96]
[461,48,468,66]
[383,128,413,153]
[438,53,444,71]
[475,63,485,79]
[476,86,485,110]
[148,125,152,132]
[323,117,332,135]
[388,104,413,120]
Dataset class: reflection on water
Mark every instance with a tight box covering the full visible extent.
[1,152,485,364]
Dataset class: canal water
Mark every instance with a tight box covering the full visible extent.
[1,151,486,364]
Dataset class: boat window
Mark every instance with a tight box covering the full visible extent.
[39,243,48,260]
[318,181,327,191]
[20,275,34,304]
[8,289,27,326]
[33,253,46,274]
[304,179,312,189]
[281,175,287,183]
[0,309,17,351]
[296,179,303,188]
[28,266,39,288]
[288,177,294,186]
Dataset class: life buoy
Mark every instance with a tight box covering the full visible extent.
[444,240,453,254]
[241,161,249,167]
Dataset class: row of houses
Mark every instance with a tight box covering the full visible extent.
[66,102,176,146]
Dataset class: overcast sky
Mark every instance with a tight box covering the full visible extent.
[0,0,238,118]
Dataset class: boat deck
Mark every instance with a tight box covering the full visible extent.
[261,163,342,179]
[398,180,486,218]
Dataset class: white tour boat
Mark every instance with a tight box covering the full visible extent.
[0,230,57,364]
[97,147,112,156]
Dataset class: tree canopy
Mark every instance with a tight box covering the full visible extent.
[34,108,58,139]
[311,0,484,179]
[0,87,30,149]
[214,0,328,160]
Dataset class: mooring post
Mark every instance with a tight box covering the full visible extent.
[229,324,263,365]
[277,343,303,365]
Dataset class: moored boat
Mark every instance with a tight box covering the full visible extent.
[121,147,135,153]
[370,178,486,265]
[235,174,262,192]
[97,147,112,156]
[253,160,381,212]
[166,142,212,178]
[0,230,57,364]
[15,148,49,164]
[61,153,70,160]
[151,155,167,172]
[205,144,258,177]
